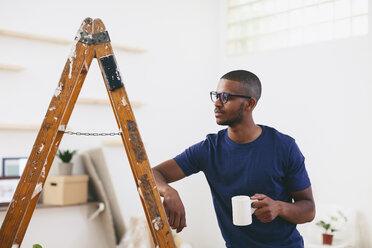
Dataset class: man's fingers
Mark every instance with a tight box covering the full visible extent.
[253,208,267,222]
[254,207,276,223]
[168,212,175,227]
[162,193,186,231]
[254,207,264,216]
[173,212,181,229]
[250,193,267,200]
[252,199,268,208]
[176,214,187,233]
[165,209,170,219]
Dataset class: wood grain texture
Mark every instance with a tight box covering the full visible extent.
[0,17,95,247]
[0,18,173,248]
[94,18,176,248]
[14,19,96,245]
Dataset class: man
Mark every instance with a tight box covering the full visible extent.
[152,70,315,247]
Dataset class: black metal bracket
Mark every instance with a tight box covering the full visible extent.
[78,31,110,45]
[100,55,124,91]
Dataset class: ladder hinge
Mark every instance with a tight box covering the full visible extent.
[78,31,110,45]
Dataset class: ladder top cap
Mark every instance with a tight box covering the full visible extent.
[93,19,106,33]
[75,17,94,36]
[83,17,93,24]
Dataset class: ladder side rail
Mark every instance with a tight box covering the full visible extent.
[0,18,94,248]
[92,32,160,245]
[93,50,159,245]
[14,35,96,246]
[93,19,176,248]
[92,26,161,245]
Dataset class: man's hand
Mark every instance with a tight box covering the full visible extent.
[251,187,315,224]
[163,188,187,233]
[251,194,281,223]
[152,159,187,233]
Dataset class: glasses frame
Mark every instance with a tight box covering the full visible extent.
[210,91,252,104]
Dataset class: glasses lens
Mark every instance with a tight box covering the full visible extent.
[210,91,217,102]
[220,92,228,103]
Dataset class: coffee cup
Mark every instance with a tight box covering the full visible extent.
[232,195,257,226]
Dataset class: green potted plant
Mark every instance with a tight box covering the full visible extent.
[316,210,347,245]
[56,149,77,175]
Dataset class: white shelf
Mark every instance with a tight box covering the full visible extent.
[77,98,145,108]
[101,139,147,147]
[101,139,123,147]
[0,124,40,131]
[0,201,102,212]
[0,29,147,53]
[0,63,25,72]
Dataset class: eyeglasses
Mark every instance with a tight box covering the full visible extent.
[210,91,252,104]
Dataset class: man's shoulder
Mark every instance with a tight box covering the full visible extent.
[262,125,296,145]
[205,128,227,140]
[261,125,302,160]
[195,128,227,148]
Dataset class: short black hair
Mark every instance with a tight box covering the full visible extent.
[221,70,262,103]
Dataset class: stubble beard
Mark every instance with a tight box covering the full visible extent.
[216,102,245,127]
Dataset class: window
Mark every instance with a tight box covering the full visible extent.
[227,0,369,55]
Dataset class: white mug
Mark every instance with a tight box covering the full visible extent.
[231,195,258,226]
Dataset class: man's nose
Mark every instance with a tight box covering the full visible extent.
[214,97,223,107]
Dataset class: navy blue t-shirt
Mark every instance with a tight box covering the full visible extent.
[174,125,311,248]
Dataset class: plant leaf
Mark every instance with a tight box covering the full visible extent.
[56,149,77,162]
[325,223,331,230]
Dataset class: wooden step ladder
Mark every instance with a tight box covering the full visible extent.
[0,18,176,248]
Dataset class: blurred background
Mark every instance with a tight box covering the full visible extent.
[0,0,371,247]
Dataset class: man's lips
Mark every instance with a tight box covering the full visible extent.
[214,109,224,117]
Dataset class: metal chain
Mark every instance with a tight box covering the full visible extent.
[62,130,122,136]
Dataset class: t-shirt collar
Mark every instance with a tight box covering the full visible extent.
[224,125,266,148]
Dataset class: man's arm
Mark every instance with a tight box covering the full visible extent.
[251,186,315,224]
[152,159,187,233]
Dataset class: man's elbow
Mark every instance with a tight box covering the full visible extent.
[296,200,316,224]
[305,200,316,223]
[309,205,316,222]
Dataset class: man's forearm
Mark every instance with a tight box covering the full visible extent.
[152,159,186,197]
[152,169,175,197]
[277,199,315,224]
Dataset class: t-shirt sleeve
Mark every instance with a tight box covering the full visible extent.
[173,140,208,176]
[284,140,311,192]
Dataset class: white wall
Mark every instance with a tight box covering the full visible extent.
[3,0,370,247]
[0,0,223,247]
[218,1,372,247]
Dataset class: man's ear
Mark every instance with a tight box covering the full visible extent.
[246,98,257,110]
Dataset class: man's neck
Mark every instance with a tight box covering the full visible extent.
[227,121,262,144]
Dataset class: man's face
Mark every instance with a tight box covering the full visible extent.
[214,79,247,126]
